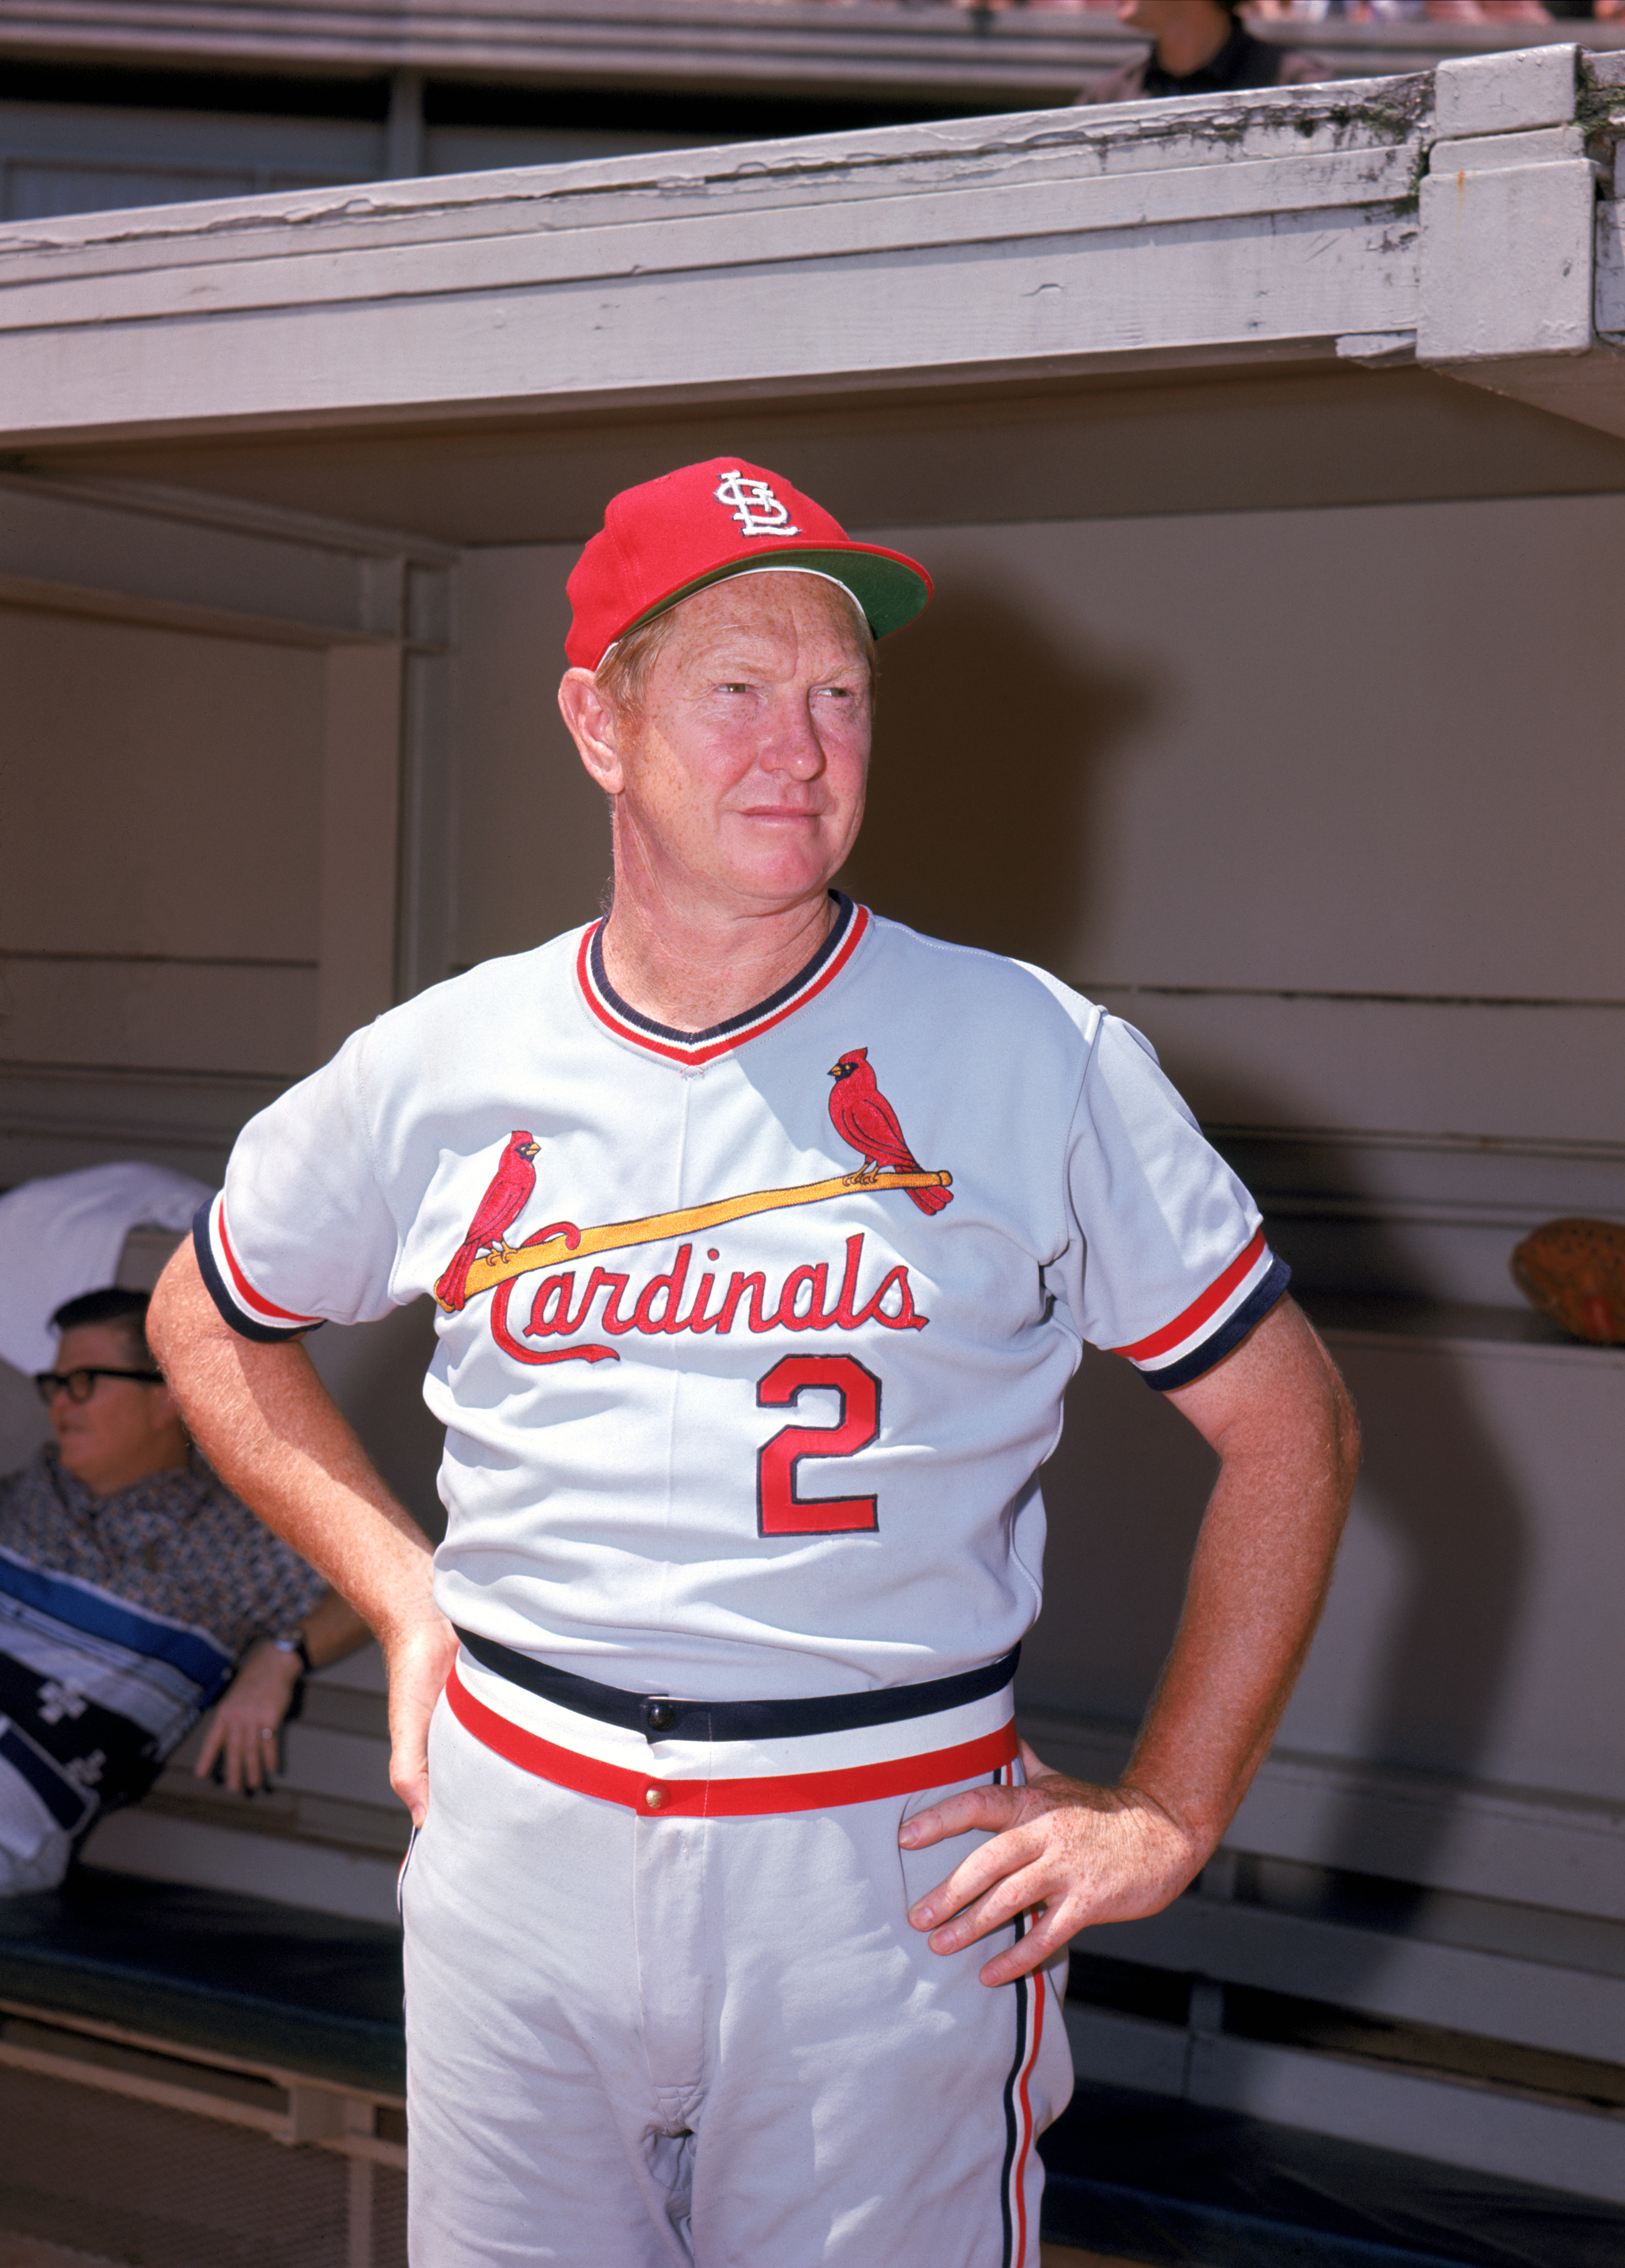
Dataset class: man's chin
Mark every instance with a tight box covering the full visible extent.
[724,823,851,891]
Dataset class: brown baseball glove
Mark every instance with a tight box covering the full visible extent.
[1510,1218,1625,1345]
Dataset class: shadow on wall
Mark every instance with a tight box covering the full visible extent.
[836,578,1156,969]
[1023,1069,1529,1948]
[843,574,1532,1900]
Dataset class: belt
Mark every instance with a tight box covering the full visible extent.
[454,1626,1019,1743]
[446,1633,1022,1817]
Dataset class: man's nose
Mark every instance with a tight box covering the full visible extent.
[760,694,826,778]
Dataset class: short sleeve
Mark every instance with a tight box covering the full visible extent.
[195,1031,404,1341]
[1063,1015,1289,1390]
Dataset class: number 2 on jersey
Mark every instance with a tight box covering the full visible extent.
[755,1354,881,1536]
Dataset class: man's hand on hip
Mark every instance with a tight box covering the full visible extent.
[385,1610,460,1827]
[904,1299,1355,1991]
[899,1738,1207,1987]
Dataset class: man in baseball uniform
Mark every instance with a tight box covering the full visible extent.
[150,458,1357,2267]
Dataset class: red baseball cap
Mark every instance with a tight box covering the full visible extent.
[564,457,932,671]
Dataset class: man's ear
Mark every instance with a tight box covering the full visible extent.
[558,669,626,795]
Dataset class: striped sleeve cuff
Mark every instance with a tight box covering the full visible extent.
[1109,1227,1290,1392]
[193,1195,323,1344]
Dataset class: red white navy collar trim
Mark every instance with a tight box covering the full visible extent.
[577,892,868,1066]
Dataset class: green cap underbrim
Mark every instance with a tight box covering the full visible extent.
[612,545,932,654]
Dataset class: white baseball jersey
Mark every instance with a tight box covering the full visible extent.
[199,896,1286,1704]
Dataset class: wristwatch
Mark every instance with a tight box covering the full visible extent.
[271,1629,313,1675]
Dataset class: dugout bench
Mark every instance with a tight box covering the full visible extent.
[0,1867,406,2268]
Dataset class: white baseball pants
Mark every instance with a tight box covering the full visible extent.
[401,1667,1071,2266]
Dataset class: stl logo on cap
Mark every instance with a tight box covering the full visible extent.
[714,470,801,540]
[562,455,932,672]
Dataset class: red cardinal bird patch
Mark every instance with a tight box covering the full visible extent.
[435,1131,576,1313]
[434,1079,950,1368]
[828,1049,953,1217]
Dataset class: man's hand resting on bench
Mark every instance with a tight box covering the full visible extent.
[197,1585,373,1793]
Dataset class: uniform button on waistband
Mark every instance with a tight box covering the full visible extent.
[644,1787,667,1810]
[646,1701,675,1731]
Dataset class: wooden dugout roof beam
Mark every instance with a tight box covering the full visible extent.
[0,48,1621,458]
[0,76,1435,449]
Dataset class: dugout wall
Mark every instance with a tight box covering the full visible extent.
[0,40,1621,2217]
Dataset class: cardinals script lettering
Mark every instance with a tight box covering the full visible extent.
[488,1232,927,1366]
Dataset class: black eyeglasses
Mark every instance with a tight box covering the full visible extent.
[34,1367,164,1405]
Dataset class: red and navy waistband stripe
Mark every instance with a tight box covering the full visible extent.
[445,1661,1019,1815]
[194,1196,323,1345]
[578,891,866,1065]
[455,1625,1021,1745]
[1111,1227,1291,1392]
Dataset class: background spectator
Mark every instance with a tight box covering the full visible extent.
[1078,0,1327,102]
[0,1286,367,1894]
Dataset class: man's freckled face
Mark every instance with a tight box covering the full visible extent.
[611,576,873,911]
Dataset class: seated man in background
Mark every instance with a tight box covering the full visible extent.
[0,1286,367,1894]
[1079,0,1325,105]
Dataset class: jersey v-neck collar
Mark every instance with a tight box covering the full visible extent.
[576,892,868,1067]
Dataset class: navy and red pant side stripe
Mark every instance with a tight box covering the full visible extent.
[995,1760,1045,2267]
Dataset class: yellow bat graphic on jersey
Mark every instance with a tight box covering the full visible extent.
[445,1169,952,1314]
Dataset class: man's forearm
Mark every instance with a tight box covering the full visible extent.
[148,1243,439,1646]
[898,1299,1358,1985]
[303,1586,373,1669]
[1128,1298,1359,1851]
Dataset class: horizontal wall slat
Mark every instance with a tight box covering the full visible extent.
[0,1063,283,1190]
[1188,2028,1625,2208]
[0,959,317,1079]
[1091,989,1625,1150]
[1079,1899,1625,2066]
[83,1807,402,1928]
[0,478,407,639]
[1062,2002,1625,2207]
[1021,1713,1625,1923]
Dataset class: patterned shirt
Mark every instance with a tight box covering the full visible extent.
[0,1449,324,1658]
[0,1449,325,1840]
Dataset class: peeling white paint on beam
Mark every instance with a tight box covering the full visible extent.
[0,212,1420,446]
[0,80,1432,444]
[0,78,1433,285]
[0,149,1424,339]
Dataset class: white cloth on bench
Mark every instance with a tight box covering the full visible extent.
[0,1161,214,1377]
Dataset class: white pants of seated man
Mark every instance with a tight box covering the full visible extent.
[402,1699,1071,2267]
[0,1757,75,1893]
